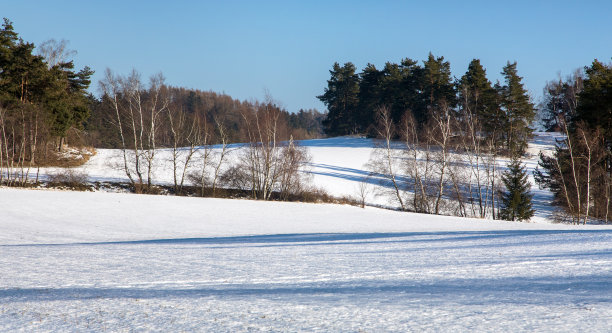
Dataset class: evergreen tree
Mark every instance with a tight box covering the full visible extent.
[575,59,612,143]
[45,61,94,143]
[0,18,19,104]
[354,58,422,135]
[499,62,536,155]
[416,53,456,125]
[500,156,535,221]
[540,72,583,132]
[382,58,423,122]
[458,59,500,136]
[379,61,404,122]
[357,63,383,133]
[0,19,48,106]
[318,62,360,136]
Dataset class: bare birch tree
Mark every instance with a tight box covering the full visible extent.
[193,117,213,197]
[167,103,198,194]
[428,104,453,215]
[37,39,77,68]
[367,106,406,210]
[455,89,502,219]
[355,174,372,208]
[400,111,434,213]
[210,116,230,196]
[224,101,310,200]
[99,69,168,193]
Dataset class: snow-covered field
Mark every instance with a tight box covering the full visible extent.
[2,132,612,331]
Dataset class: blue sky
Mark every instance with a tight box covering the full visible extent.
[4,1,612,113]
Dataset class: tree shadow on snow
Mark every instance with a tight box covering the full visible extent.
[8,229,612,250]
[2,273,611,303]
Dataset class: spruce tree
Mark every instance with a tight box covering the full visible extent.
[500,156,535,221]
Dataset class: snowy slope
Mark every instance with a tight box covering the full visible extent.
[3,133,612,331]
[35,132,562,222]
[0,187,600,246]
[1,187,612,331]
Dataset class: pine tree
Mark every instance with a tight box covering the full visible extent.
[458,59,500,137]
[357,63,383,133]
[500,156,535,221]
[45,61,94,144]
[318,62,360,136]
[380,62,403,120]
[417,53,456,123]
[499,62,536,155]
[575,59,612,143]
[0,18,93,149]
[382,58,421,124]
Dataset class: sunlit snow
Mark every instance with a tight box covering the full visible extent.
[1,133,611,331]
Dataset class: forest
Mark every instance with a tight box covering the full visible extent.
[2,17,612,223]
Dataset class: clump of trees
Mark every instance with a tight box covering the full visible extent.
[535,59,612,224]
[99,69,170,193]
[0,18,93,186]
[318,54,536,157]
[222,101,312,200]
[98,70,312,198]
[353,57,536,219]
[366,100,504,218]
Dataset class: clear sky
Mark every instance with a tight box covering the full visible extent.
[3,0,612,113]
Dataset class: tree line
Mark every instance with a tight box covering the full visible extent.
[87,86,325,149]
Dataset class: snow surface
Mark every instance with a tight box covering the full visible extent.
[2,132,612,331]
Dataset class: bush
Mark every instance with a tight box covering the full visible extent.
[46,169,91,191]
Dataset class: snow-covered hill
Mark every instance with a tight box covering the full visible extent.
[3,133,612,331]
[1,187,612,331]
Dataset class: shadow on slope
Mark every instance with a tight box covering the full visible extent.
[2,273,611,303]
[8,229,612,248]
[298,137,375,148]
